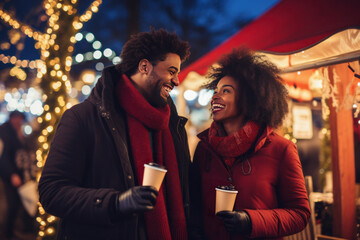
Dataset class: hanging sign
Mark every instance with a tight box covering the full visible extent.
[292,105,313,139]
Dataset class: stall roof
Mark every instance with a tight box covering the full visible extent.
[179,0,360,82]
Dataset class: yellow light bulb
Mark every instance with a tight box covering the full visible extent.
[36,154,43,161]
[47,227,54,234]
[47,126,54,133]
[45,113,51,121]
[70,36,76,43]
[43,143,49,150]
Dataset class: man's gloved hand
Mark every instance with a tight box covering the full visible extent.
[216,210,252,235]
[115,186,158,216]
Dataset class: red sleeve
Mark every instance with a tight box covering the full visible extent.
[246,142,311,238]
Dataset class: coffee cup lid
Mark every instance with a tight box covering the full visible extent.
[217,185,235,190]
[215,185,238,193]
[144,163,167,172]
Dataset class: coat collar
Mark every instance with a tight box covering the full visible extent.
[198,124,273,154]
[87,65,122,114]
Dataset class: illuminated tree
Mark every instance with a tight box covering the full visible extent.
[0,0,102,238]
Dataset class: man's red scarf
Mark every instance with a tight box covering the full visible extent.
[208,121,260,167]
[116,74,187,240]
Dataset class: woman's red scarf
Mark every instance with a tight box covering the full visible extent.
[116,74,187,240]
[208,121,260,167]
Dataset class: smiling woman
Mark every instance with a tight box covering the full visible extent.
[211,76,241,133]
[189,47,310,240]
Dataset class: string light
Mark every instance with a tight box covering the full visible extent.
[71,32,118,65]
[0,1,102,238]
[0,9,44,41]
[0,54,44,69]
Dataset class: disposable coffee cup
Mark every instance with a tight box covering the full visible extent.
[142,163,167,191]
[215,186,238,214]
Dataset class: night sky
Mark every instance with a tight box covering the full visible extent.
[0,0,280,69]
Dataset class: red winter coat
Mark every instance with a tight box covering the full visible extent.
[189,127,310,240]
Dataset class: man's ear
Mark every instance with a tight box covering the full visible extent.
[138,59,151,74]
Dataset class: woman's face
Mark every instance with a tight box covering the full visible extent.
[211,76,241,123]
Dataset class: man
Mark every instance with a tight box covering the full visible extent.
[0,111,26,240]
[39,29,191,240]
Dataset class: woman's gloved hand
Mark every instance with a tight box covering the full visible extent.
[216,210,252,235]
[115,186,158,216]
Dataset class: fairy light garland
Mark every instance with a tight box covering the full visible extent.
[0,54,44,69]
[0,9,45,41]
[0,0,102,239]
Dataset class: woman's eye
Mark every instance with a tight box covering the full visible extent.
[223,89,230,93]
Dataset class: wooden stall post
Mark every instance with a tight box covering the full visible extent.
[328,63,357,240]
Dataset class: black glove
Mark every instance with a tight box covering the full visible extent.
[216,210,252,235]
[115,186,158,216]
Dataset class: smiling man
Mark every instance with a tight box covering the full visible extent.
[39,29,191,240]
[132,52,181,108]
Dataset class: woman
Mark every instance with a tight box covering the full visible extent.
[189,48,310,240]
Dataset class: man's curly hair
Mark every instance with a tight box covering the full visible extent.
[116,28,190,76]
[206,47,289,128]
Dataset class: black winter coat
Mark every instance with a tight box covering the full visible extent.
[38,66,191,239]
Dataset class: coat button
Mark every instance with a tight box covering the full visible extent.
[112,128,116,131]
[128,175,132,180]
[227,177,232,182]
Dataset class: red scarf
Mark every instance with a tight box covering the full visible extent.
[116,74,187,240]
[208,121,260,167]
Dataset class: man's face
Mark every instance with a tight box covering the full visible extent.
[145,53,181,107]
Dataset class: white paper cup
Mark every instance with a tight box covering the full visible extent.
[142,163,167,191]
[215,187,238,214]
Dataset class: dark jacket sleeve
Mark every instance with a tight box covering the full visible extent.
[38,108,118,225]
[246,142,311,238]
[189,142,207,240]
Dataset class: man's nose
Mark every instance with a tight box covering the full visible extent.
[172,75,179,86]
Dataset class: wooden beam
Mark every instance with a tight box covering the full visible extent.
[328,63,357,239]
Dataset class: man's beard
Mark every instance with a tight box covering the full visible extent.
[146,74,168,108]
